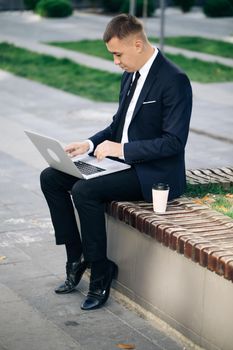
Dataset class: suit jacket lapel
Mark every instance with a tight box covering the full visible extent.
[131,50,164,121]
[116,73,133,121]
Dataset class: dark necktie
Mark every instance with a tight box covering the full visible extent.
[115,71,140,142]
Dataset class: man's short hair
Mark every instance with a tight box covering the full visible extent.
[103,14,144,43]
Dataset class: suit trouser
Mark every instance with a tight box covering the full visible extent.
[40,167,143,262]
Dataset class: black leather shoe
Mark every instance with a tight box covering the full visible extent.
[55,260,87,294]
[81,260,118,310]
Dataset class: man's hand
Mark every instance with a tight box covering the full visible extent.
[94,140,123,160]
[65,141,90,158]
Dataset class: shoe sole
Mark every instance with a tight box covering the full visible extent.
[54,286,77,294]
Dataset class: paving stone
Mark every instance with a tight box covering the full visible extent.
[0,245,31,264]
[0,284,82,350]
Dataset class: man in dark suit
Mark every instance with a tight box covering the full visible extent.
[40,14,192,310]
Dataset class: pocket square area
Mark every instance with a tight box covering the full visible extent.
[143,100,156,104]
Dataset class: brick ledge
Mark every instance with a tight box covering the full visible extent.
[106,166,233,282]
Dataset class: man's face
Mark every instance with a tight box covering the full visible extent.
[106,36,141,73]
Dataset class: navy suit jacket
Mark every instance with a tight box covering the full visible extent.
[89,51,192,202]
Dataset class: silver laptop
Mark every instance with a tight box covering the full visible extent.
[25,130,131,179]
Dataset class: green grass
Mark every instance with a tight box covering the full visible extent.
[0,42,121,102]
[185,183,233,219]
[49,39,233,83]
[211,195,233,219]
[50,39,111,61]
[149,36,233,59]
[185,183,233,197]
[166,53,233,83]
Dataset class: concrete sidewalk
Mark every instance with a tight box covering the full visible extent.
[0,9,232,350]
[0,8,232,42]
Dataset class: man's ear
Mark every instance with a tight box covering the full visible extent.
[135,39,143,53]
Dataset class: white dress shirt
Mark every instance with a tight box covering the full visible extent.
[120,47,158,150]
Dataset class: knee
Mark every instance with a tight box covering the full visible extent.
[40,167,56,191]
[71,180,91,205]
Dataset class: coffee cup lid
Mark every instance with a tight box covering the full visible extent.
[153,183,169,190]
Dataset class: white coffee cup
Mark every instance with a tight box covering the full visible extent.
[152,183,169,214]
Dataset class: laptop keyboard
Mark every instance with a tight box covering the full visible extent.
[74,161,105,175]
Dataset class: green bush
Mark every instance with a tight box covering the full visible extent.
[101,0,123,12]
[203,0,233,17]
[36,0,73,18]
[24,0,40,10]
[173,0,195,13]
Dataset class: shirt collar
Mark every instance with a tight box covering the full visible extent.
[138,46,158,80]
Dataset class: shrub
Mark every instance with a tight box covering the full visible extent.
[203,0,233,17]
[173,0,195,13]
[24,0,40,10]
[36,0,73,18]
[101,0,124,12]
[120,0,155,17]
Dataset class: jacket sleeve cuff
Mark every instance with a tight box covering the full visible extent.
[121,143,125,160]
[86,139,94,154]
